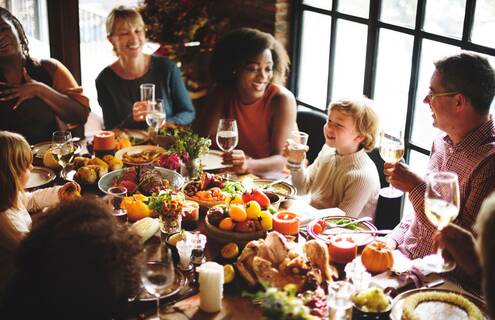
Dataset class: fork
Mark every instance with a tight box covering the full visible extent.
[326,216,372,228]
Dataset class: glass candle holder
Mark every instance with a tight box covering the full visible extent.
[191,233,207,267]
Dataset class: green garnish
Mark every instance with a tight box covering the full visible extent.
[222,180,245,195]
[332,218,363,231]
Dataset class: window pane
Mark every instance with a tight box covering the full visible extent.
[472,0,495,48]
[374,29,413,131]
[332,20,367,100]
[423,0,466,39]
[411,40,459,150]
[408,150,430,178]
[303,0,332,11]
[10,0,50,58]
[297,11,331,110]
[380,0,417,28]
[337,0,369,18]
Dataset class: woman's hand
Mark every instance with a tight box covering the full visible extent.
[0,69,44,109]
[132,101,148,122]
[222,149,249,174]
[58,181,82,201]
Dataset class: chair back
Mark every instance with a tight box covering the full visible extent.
[368,147,403,230]
[296,109,327,164]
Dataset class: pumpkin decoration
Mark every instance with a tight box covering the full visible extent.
[361,240,394,274]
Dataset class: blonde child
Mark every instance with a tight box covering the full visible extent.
[285,97,380,219]
[0,131,80,292]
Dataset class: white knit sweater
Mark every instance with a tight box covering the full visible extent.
[290,145,380,219]
[0,186,60,294]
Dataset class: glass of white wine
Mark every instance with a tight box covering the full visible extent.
[141,249,175,320]
[146,99,166,134]
[379,129,405,198]
[51,130,75,173]
[216,119,238,178]
[423,171,460,273]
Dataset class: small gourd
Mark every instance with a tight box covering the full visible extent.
[361,240,394,274]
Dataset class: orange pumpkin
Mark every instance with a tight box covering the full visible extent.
[361,240,394,274]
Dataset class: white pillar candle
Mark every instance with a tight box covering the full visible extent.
[198,262,224,313]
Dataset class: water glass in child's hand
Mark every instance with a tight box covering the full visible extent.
[287,131,309,165]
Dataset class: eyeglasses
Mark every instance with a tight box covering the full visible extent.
[425,91,459,100]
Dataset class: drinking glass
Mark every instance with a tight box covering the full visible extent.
[140,83,155,102]
[146,99,166,134]
[287,130,309,166]
[216,119,238,178]
[327,281,354,320]
[422,171,460,273]
[51,131,75,172]
[141,249,175,320]
[107,186,128,223]
[379,129,405,198]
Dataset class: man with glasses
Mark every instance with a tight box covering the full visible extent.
[383,52,495,280]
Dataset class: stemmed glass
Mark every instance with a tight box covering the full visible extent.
[379,129,405,198]
[141,248,175,320]
[146,99,166,134]
[423,171,460,273]
[51,131,75,174]
[216,119,238,178]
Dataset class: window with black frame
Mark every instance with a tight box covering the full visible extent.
[292,0,495,182]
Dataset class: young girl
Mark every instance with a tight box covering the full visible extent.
[285,97,380,219]
[0,131,80,293]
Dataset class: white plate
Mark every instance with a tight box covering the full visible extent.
[198,150,231,171]
[26,167,56,190]
[114,145,165,166]
[31,141,82,159]
[113,129,149,145]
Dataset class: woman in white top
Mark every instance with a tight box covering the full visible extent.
[0,131,79,294]
[284,97,380,219]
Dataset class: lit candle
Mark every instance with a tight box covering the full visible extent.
[272,211,300,235]
[199,262,224,313]
[328,236,357,264]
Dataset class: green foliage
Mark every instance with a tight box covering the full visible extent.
[243,285,313,320]
[159,127,211,160]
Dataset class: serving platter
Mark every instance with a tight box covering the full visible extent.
[252,179,296,198]
[390,288,488,320]
[98,166,184,195]
[307,216,377,247]
[115,145,165,166]
[26,167,56,190]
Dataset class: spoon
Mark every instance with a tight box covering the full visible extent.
[326,216,372,228]
[261,178,287,190]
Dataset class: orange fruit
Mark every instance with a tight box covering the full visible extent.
[221,242,239,259]
[229,204,247,222]
[218,217,236,231]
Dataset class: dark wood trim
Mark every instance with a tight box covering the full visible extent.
[46,0,81,83]
[363,0,380,98]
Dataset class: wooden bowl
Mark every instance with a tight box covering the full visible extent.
[204,215,267,245]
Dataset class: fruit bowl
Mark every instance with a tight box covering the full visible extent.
[204,215,267,245]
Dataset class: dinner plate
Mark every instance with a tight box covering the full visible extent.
[26,167,56,190]
[60,165,100,186]
[113,129,149,145]
[98,167,185,195]
[252,179,296,197]
[390,288,488,320]
[134,269,188,302]
[115,145,166,166]
[307,216,377,247]
[31,141,82,159]
[198,150,231,171]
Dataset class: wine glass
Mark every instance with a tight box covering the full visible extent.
[51,131,75,173]
[146,99,166,134]
[141,249,175,320]
[107,186,128,224]
[379,129,405,198]
[216,119,238,178]
[422,171,460,273]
